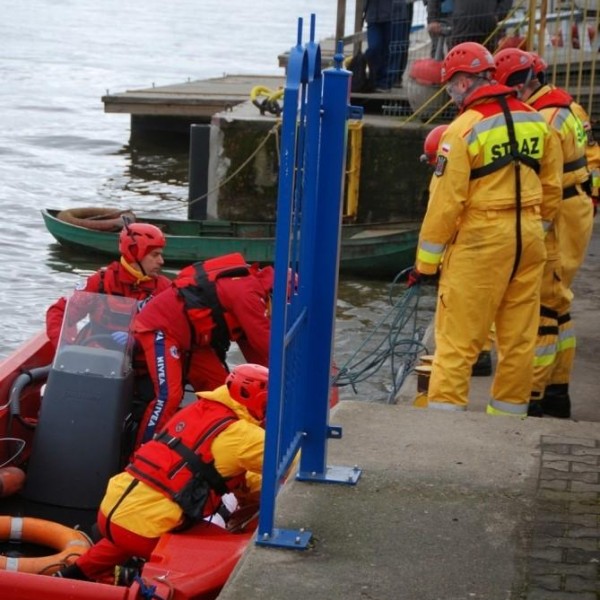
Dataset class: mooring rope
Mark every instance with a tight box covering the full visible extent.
[332,268,429,403]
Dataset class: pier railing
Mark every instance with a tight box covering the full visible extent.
[257,15,363,550]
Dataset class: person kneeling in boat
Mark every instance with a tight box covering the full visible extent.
[132,252,274,449]
[45,222,171,348]
[54,363,268,582]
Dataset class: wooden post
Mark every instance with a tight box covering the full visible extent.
[526,0,537,50]
[538,0,548,54]
[336,0,346,43]
[354,0,364,55]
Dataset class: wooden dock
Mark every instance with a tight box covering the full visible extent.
[101,73,411,139]
[102,75,286,119]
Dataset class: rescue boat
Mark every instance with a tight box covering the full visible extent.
[0,293,258,600]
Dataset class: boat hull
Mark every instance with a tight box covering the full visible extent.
[42,209,419,279]
[0,331,256,599]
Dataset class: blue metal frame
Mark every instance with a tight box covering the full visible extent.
[257,15,363,551]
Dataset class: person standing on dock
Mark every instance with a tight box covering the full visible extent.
[364,0,413,91]
[132,253,273,448]
[426,0,512,51]
[494,48,595,419]
[53,364,269,583]
[408,41,563,416]
[45,222,171,348]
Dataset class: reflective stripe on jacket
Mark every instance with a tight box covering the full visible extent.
[416,86,563,273]
[528,85,589,189]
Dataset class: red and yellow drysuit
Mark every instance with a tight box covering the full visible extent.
[75,385,264,581]
[415,84,563,414]
[133,253,273,446]
[527,86,595,402]
[45,258,171,348]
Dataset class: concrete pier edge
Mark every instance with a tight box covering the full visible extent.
[218,219,600,600]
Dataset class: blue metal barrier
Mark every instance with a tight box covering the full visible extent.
[257,15,363,550]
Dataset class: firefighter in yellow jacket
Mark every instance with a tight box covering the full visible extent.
[528,52,597,418]
[54,364,268,582]
[408,42,563,415]
[494,49,595,418]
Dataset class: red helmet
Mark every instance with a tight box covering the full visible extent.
[119,223,166,264]
[420,125,449,166]
[493,48,534,86]
[226,364,269,421]
[529,51,548,83]
[441,42,496,84]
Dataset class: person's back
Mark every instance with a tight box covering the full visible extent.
[411,42,562,416]
[132,253,273,446]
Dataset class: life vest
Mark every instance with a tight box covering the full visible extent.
[466,90,545,180]
[174,253,251,361]
[126,399,245,520]
[86,263,150,333]
[529,87,588,175]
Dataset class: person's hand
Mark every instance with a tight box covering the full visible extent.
[427,21,442,35]
[110,331,129,347]
[407,268,422,288]
[407,268,438,288]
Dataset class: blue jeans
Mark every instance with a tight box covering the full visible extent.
[366,21,392,89]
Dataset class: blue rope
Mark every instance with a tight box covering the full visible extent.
[134,575,163,600]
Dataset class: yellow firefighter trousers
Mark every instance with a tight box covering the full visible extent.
[549,192,594,387]
[428,207,546,410]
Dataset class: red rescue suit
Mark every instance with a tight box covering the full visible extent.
[133,253,273,446]
[45,260,171,348]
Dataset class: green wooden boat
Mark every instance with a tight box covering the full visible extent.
[41,208,420,279]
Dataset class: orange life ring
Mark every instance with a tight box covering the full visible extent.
[56,207,136,232]
[0,516,91,575]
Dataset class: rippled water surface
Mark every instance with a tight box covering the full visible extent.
[0,0,433,399]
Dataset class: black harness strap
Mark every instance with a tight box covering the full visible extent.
[497,95,523,282]
[104,478,140,544]
[563,155,587,173]
[470,152,540,180]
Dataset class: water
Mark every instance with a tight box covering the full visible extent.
[0,0,433,399]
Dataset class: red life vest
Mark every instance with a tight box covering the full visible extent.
[529,86,572,111]
[529,87,588,176]
[174,253,250,361]
[126,399,245,519]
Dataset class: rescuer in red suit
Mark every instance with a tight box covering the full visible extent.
[45,222,171,348]
[132,253,274,447]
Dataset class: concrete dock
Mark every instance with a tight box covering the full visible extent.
[217,219,600,600]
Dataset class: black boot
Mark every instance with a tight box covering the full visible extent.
[527,400,544,418]
[541,384,571,419]
[472,351,492,377]
[53,563,89,580]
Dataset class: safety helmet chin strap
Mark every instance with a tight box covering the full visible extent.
[120,256,152,283]
[450,74,490,109]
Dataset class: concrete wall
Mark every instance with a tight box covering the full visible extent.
[209,101,434,223]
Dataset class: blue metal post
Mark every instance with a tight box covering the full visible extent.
[257,20,362,551]
[296,42,361,485]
